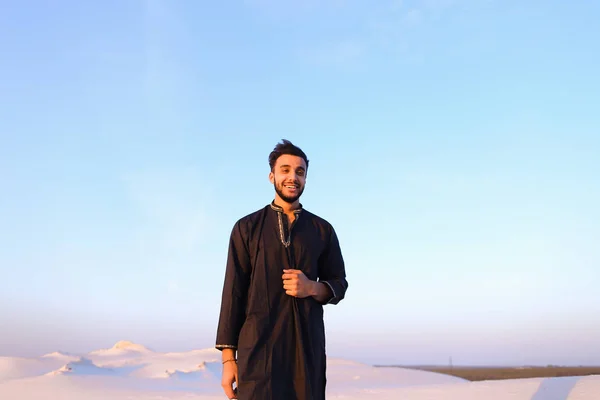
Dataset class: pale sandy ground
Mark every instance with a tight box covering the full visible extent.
[1,341,598,399]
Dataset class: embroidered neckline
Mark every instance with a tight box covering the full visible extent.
[270,201,303,214]
[270,201,302,247]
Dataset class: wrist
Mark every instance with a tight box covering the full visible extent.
[310,281,325,298]
[222,348,236,361]
[310,280,334,303]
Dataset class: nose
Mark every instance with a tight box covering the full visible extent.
[287,171,299,182]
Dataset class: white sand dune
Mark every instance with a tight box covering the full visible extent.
[0,354,78,382]
[328,375,600,400]
[1,340,598,399]
[163,361,222,382]
[40,351,77,360]
[326,358,466,390]
[46,357,122,376]
[129,359,221,380]
[88,340,153,357]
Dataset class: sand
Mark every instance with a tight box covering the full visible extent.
[1,341,598,399]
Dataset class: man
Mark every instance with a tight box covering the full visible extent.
[215,139,349,400]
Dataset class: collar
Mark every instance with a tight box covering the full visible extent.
[270,200,303,214]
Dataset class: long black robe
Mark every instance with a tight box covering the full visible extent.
[216,202,348,400]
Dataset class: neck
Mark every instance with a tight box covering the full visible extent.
[273,196,301,214]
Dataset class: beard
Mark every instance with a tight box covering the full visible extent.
[274,179,304,204]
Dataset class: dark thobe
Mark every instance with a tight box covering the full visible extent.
[216,202,348,400]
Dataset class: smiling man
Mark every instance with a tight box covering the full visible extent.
[216,139,349,400]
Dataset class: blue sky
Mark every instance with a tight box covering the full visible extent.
[1,0,599,366]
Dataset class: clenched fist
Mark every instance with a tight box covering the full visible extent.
[282,269,315,298]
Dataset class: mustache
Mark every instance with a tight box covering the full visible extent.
[277,180,300,186]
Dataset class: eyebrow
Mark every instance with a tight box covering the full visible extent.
[279,164,305,170]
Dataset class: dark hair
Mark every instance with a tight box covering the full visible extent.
[268,139,309,171]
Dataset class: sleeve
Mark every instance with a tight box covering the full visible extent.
[317,226,348,305]
[215,221,252,351]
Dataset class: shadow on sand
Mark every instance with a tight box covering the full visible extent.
[530,376,580,400]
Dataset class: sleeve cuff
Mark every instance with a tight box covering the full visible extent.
[322,281,337,304]
[216,344,237,350]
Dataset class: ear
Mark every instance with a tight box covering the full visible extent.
[269,171,274,184]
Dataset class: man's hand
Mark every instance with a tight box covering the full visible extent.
[282,269,316,298]
[221,350,238,399]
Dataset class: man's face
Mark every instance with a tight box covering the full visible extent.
[269,154,307,204]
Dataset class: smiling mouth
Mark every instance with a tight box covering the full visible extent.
[285,185,298,190]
